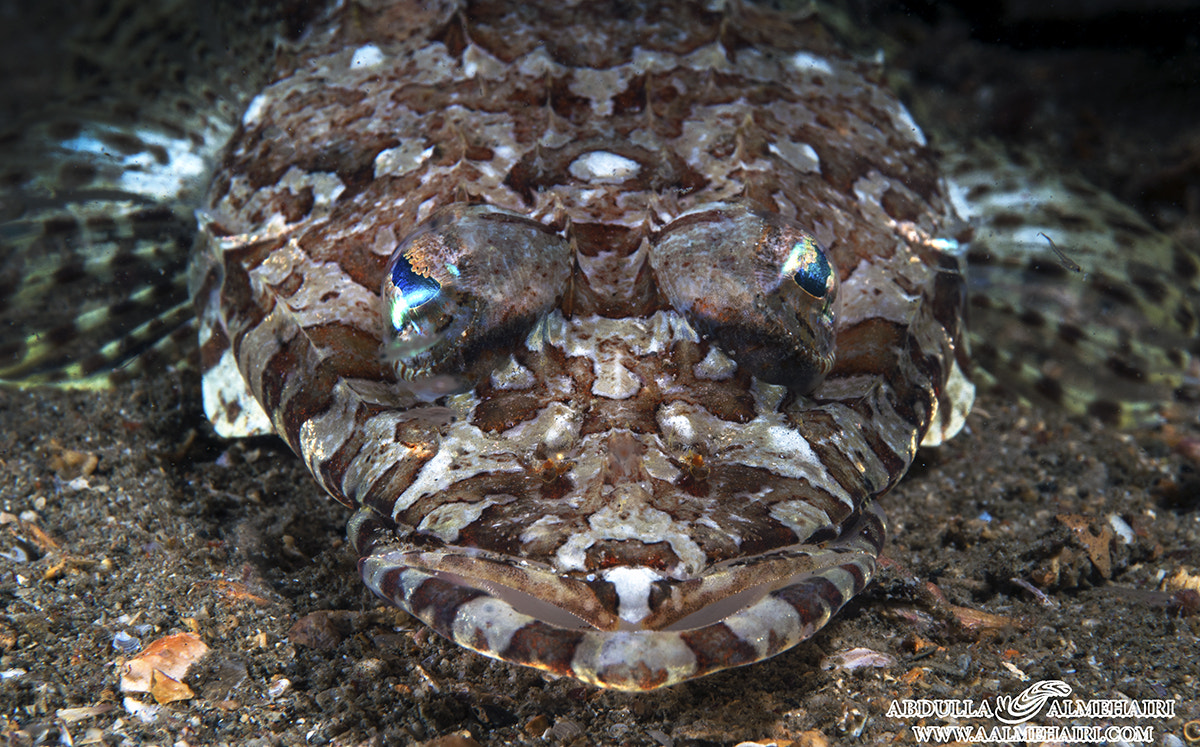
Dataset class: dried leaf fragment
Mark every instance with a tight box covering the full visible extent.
[149,669,195,704]
[120,632,209,701]
[949,604,1021,633]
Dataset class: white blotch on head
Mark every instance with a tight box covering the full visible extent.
[603,567,662,625]
[461,43,507,79]
[350,44,385,70]
[555,502,707,577]
[694,346,737,380]
[418,497,507,543]
[539,403,581,451]
[491,356,537,390]
[765,425,812,459]
[569,151,641,183]
[769,500,834,543]
[788,51,834,75]
[416,197,439,223]
[592,357,641,399]
[838,257,921,326]
[276,166,346,210]
[374,142,435,179]
[390,420,523,517]
[768,141,821,174]
[202,348,274,438]
[659,411,696,446]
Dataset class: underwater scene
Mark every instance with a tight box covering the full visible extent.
[1,1,1198,744]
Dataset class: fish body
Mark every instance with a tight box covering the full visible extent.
[2,0,1194,692]
[192,0,971,690]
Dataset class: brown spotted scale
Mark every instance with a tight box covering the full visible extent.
[1,1,1195,690]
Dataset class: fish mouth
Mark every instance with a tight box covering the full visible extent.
[354,504,885,690]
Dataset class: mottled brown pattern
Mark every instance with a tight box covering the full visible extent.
[194,0,969,689]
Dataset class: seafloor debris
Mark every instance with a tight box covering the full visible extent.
[819,647,898,671]
[119,632,210,705]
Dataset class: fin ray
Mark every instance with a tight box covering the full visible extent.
[948,141,1200,424]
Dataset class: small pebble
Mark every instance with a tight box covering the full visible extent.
[820,647,897,671]
[267,677,291,699]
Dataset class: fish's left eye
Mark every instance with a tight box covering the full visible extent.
[387,249,450,339]
[382,204,572,380]
[650,205,838,392]
[784,235,834,300]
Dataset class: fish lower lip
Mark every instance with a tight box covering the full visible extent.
[355,504,883,689]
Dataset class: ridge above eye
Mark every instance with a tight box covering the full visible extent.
[649,204,838,392]
[382,204,573,380]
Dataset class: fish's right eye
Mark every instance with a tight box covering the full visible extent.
[382,205,573,380]
[650,205,838,393]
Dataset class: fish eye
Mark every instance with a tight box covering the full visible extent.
[386,247,458,359]
[382,204,573,380]
[650,205,838,392]
[388,252,447,328]
[783,235,834,300]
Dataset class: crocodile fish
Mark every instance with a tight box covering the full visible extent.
[1,1,1195,691]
